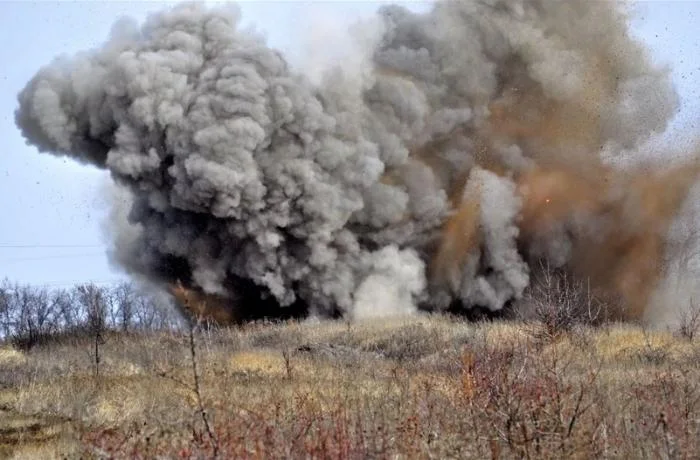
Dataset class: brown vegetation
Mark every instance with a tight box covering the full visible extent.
[1,314,699,459]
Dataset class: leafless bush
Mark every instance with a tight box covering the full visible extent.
[1,315,697,458]
[457,345,603,458]
[188,317,219,457]
[632,327,672,365]
[677,299,700,341]
[519,263,607,341]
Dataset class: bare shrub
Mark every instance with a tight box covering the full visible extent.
[677,299,700,341]
[633,327,672,365]
[1,315,691,458]
[519,263,607,342]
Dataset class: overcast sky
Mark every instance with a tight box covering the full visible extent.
[0,0,699,288]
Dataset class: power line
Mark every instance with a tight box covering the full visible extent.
[1,253,106,263]
[0,244,105,249]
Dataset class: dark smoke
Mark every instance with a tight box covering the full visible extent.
[15,1,700,324]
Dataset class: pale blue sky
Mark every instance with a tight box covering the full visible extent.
[0,1,698,288]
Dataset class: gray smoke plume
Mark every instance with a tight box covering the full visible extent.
[16,1,695,322]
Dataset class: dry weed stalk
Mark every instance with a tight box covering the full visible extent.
[461,350,476,402]
[167,281,220,457]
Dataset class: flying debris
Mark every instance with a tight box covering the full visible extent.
[15,1,700,324]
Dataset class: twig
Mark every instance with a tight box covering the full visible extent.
[188,315,220,458]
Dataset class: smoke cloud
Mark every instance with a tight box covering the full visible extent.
[15,1,700,323]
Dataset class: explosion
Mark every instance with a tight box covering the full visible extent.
[15,1,700,324]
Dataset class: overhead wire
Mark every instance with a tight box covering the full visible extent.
[1,252,107,263]
[0,244,117,287]
[0,244,104,248]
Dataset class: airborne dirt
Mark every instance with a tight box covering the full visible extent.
[15,1,700,323]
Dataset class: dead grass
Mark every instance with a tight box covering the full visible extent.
[0,316,698,458]
[0,345,25,366]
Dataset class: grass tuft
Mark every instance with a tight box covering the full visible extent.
[0,316,698,458]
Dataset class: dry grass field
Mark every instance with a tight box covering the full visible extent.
[1,316,699,458]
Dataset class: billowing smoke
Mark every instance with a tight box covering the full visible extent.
[15,1,700,323]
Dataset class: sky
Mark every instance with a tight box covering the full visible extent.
[0,0,699,289]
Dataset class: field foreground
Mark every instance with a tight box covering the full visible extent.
[1,316,699,459]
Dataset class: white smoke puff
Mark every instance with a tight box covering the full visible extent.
[426,108,473,138]
[353,183,409,227]
[492,142,533,172]
[460,168,529,311]
[352,245,426,320]
[191,255,228,296]
[365,77,430,141]
[527,222,573,269]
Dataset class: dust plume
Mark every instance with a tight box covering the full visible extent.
[15,1,700,324]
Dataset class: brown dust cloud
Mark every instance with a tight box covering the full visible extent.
[14,1,700,324]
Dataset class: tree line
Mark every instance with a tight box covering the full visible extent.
[0,280,183,347]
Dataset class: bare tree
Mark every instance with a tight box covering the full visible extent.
[75,283,108,380]
[131,290,181,331]
[9,284,60,348]
[0,279,184,345]
[112,282,136,332]
[50,288,78,332]
[48,289,67,331]
[134,293,159,330]
[78,284,109,328]
[28,286,58,338]
[0,279,13,339]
